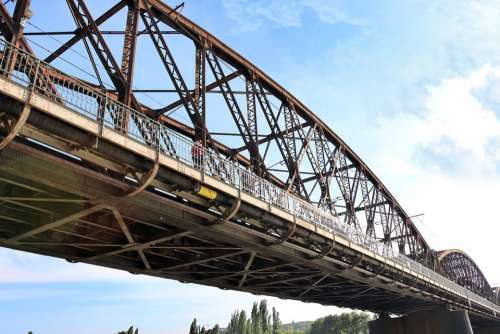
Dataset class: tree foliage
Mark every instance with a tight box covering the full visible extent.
[307,312,370,334]
[187,299,370,334]
[259,300,271,334]
[226,300,281,334]
[190,318,220,334]
[227,310,248,334]
[272,307,282,334]
[117,326,139,334]
[190,318,200,334]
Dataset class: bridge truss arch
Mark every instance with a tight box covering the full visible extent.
[0,0,499,316]
[437,250,493,301]
[2,0,436,265]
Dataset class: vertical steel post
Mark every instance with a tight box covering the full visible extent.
[246,73,259,174]
[121,0,139,106]
[119,0,140,133]
[6,0,31,77]
[195,38,207,147]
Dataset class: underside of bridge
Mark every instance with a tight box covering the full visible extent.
[0,90,497,326]
[0,0,438,266]
[0,0,499,326]
[0,138,436,315]
[0,134,493,328]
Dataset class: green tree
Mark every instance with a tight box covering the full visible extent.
[259,300,271,334]
[117,326,138,334]
[190,299,371,334]
[237,310,248,334]
[272,307,283,334]
[227,311,237,334]
[225,300,280,334]
[307,312,370,334]
[228,310,244,334]
[251,302,263,334]
[246,318,252,334]
[196,324,220,334]
[190,318,200,334]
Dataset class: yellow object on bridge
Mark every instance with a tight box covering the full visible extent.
[196,184,218,200]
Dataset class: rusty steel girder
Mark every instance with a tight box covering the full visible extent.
[437,250,494,302]
[494,287,500,305]
[143,0,434,265]
[0,0,495,296]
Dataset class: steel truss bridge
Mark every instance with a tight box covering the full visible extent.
[0,0,498,329]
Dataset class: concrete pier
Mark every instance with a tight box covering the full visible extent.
[369,309,473,334]
[474,326,500,334]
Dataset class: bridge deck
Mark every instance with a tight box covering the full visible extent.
[0,39,498,325]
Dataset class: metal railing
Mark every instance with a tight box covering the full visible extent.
[0,38,498,313]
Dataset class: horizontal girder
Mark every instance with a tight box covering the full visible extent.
[0,0,498,322]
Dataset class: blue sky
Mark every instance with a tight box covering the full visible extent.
[2,0,500,333]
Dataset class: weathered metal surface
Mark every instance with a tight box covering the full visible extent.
[0,0,498,325]
[0,0,435,266]
[0,62,496,321]
[438,250,494,303]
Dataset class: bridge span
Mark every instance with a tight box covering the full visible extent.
[0,0,499,331]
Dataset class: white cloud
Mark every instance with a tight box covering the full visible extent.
[377,65,500,168]
[221,0,365,32]
[303,0,366,26]
[422,66,500,159]
[371,66,500,285]
[435,0,500,67]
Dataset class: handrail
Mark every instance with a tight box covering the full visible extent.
[0,38,498,313]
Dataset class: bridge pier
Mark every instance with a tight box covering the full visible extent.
[368,309,473,334]
[474,326,500,334]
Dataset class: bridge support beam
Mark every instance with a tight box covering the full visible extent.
[368,309,473,334]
